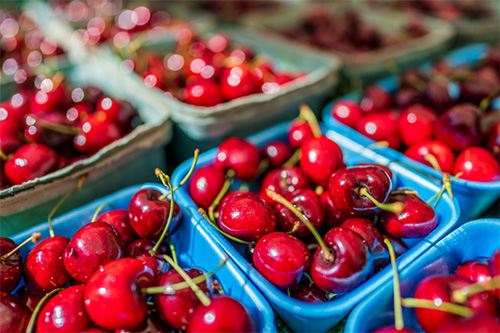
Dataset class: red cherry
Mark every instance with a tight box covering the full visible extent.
[220,65,256,100]
[421,81,452,113]
[0,292,31,333]
[397,105,438,146]
[299,135,343,186]
[262,141,292,168]
[436,313,500,333]
[24,112,71,148]
[16,286,45,312]
[289,276,328,304]
[360,86,392,113]
[0,134,23,156]
[0,238,23,292]
[453,147,500,182]
[490,247,500,277]
[320,191,349,229]
[455,259,492,285]
[259,167,311,205]
[189,166,226,210]
[288,119,313,148]
[331,100,363,128]
[183,80,222,107]
[356,111,401,150]
[74,113,122,154]
[96,97,137,129]
[404,140,455,174]
[486,121,500,156]
[98,209,138,247]
[214,138,260,181]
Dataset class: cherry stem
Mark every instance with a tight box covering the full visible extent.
[452,276,500,304]
[208,169,235,222]
[401,298,473,318]
[286,221,301,235]
[198,208,254,245]
[300,104,322,138]
[26,288,64,333]
[158,150,199,202]
[162,255,211,306]
[391,190,418,196]
[48,175,87,237]
[358,187,405,214]
[423,153,442,172]
[479,86,500,111]
[265,189,333,261]
[38,118,80,136]
[51,71,65,89]
[91,203,110,222]
[366,141,389,150]
[384,239,404,330]
[168,237,178,266]
[315,186,324,196]
[0,149,8,161]
[0,233,41,260]
[254,159,270,180]
[427,172,461,207]
[282,148,301,168]
[150,175,175,256]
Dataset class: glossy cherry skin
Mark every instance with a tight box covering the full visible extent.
[187,296,256,333]
[288,119,314,149]
[253,232,310,289]
[154,268,211,331]
[0,134,23,156]
[215,137,260,181]
[0,237,23,292]
[421,81,452,113]
[320,191,349,229]
[436,312,500,333]
[189,165,226,210]
[262,141,292,168]
[379,193,438,238]
[289,276,328,304]
[37,285,93,332]
[64,222,124,283]
[98,209,138,246]
[398,105,438,146]
[455,259,492,285]
[73,113,122,154]
[328,166,392,216]
[299,135,344,186]
[310,227,374,294]
[220,65,255,100]
[356,111,401,150]
[379,231,408,258]
[273,189,324,237]
[24,112,70,148]
[0,292,31,333]
[453,147,500,182]
[341,218,389,270]
[331,100,363,128]
[219,192,276,241]
[360,86,392,113]
[404,140,455,174]
[490,247,500,277]
[125,239,169,279]
[434,104,483,152]
[24,236,72,292]
[259,167,310,205]
[16,286,45,312]
[486,121,500,156]
[116,308,173,333]
[84,258,155,330]
[183,80,223,107]
[4,143,59,185]
[96,97,136,129]
[414,275,499,332]
[128,188,182,240]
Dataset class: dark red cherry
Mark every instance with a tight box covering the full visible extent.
[37,285,93,332]
[96,97,137,129]
[459,67,499,104]
[98,209,138,246]
[421,81,452,113]
[116,308,173,333]
[16,286,45,312]
[356,111,401,150]
[0,103,23,137]
[320,191,349,229]
[66,103,93,126]
[183,80,223,107]
[125,238,169,278]
[214,137,260,181]
[436,312,500,333]
[253,232,310,289]
[84,258,155,330]
[486,121,500,156]
[73,113,122,154]
[490,247,500,277]
[453,147,499,182]
[434,104,483,152]
[299,135,343,186]
[259,167,310,205]
[0,134,23,156]
[331,100,363,128]
[398,105,438,146]
[220,64,255,100]
[189,165,226,210]
[262,141,292,168]
[24,112,70,148]
[360,86,392,113]
[404,140,455,174]
[0,292,31,333]
[24,236,72,292]
[187,296,255,333]
[379,193,438,238]
[394,87,423,109]
[218,192,276,242]
[4,143,59,185]
[310,227,374,293]
[455,259,492,285]
[288,119,313,149]
[64,222,124,283]
[289,276,328,304]
[0,238,23,293]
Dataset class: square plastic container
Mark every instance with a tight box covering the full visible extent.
[322,43,500,225]
[172,121,460,332]
[9,183,276,333]
[345,219,500,333]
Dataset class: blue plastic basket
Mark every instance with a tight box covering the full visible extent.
[9,184,276,333]
[322,44,500,225]
[172,121,461,332]
[345,219,500,333]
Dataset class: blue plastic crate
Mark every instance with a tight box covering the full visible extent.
[9,184,276,333]
[345,219,500,333]
[322,44,500,225]
[172,121,461,332]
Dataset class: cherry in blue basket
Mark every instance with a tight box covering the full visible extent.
[215,137,261,181]
[331,100,363,129]
[453,147,500,182]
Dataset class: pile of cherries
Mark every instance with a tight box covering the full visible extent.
[0,164,256,332]
[0,73,139,189]
[189,107,442,301]
[280,9,427,54]
[124,29,303,107]
[330,46,500,182]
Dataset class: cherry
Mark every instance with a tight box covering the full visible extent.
[434,103,483,152]
[64,221,124,283]
[116,308,173,333]
[486,121,500,156]
[253,232,310,289]
[183,80,222,107]
[96,97,137,129]
[189,165,226,210]
[489,247,500,277]
[310,227,374,293]
[73,113,122,154]
[16,286,45,312]
[380,231,408,258]
[320,191,349,229]
[84,258,155,330]
[98,209,138,246]
[262,140,292,168]
[436,312,500,333]
[0,134,23,156]
[66,103,93,126]
[24,112,71,148]
[394,87,422,109]
[455,260,493,285]
[214,137,260,181]
[356,110,401,150]
[0,238,23,293]
[289,276,327,303]
[453,147,500,182]
[379,193,438,238]
[331,100,363,128]
[187,296,256,333]
[36,285,93,332]
[220,64,255,100]
[4,143,59,185]
[259,167,310,205]
[421,81,452,113]
[0,103,23,137]
[299,135,343,186]
[397,105,438,146]
[360,86,392,113]
[404,140,455,174]
[288,118,314,148]
[218,192,276,242]
[273,189,324,237]
[459,67,499,104]
[341,218,389,270]
[0,292,31,332]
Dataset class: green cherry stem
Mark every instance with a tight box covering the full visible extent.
[452,276,500,304]
[282,148,301,168]
[0,149,8,161]
[91,203,111,222]
[198,208,254,245]
[0,233,41,260]
[300,104,322,138]
[26,288,64,333]
[427,172,462,207]
[150,175,175,256]
[390,190,418,196]
[208,169,235,222]
[384,239,404,330]
[401,298,473,318]
[165,150,199,200]
[358,187,405,214]
[168,237,178,266]
[423,153,442,172]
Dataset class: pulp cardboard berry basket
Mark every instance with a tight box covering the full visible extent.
[345,219,500,333]
[172,121,461,333]
[322,44,500,226]
[9,183,276,333]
